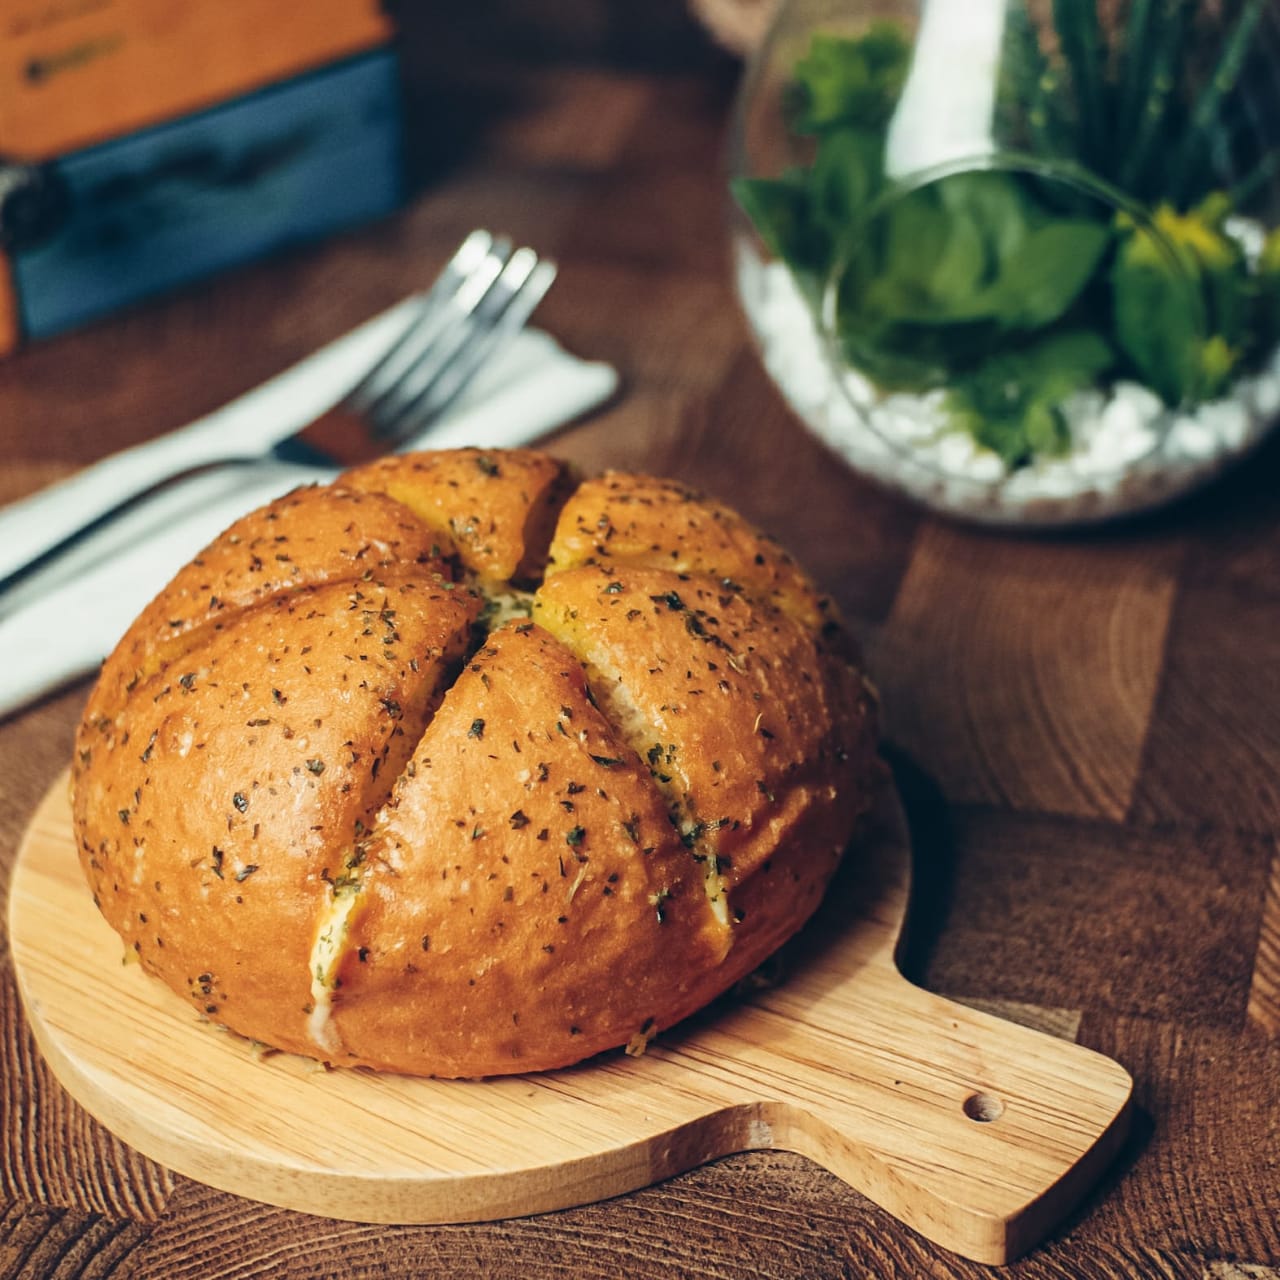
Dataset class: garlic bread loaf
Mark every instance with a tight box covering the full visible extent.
[72,449,878,1077]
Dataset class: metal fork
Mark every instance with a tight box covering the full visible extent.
[0,230,557,598]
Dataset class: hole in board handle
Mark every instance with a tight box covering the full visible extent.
[963,1092,1005,1123]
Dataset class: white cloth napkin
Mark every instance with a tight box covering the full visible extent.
[0,302,618,720]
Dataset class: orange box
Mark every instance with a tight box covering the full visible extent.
[0,257,17,353]
[2,0,394,161]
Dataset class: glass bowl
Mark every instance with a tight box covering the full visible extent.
[728,0,1280,526]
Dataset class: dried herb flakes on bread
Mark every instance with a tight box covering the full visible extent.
[71,449,878,1078]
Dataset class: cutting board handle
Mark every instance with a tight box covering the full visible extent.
[729,971,1132,1265]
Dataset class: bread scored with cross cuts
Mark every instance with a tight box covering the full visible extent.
[72,449,879,1077]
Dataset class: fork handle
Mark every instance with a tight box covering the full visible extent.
[0,399,400,602]
[0,292,435,604]
[0,427,260,600]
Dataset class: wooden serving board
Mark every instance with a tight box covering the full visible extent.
[8,770,1132,1266]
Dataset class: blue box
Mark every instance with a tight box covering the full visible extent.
[10,49,403,342]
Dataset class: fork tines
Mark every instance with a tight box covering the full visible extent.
[349,230,558,445]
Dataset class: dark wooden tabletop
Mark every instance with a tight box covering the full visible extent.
[3,5,1279,1278]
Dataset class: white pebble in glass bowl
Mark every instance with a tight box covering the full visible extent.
[735,239,1280,528]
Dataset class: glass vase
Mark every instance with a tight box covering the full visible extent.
[729,0,1280,525]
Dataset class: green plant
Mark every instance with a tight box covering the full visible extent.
[1028,0,1271,210]
[733,5,1279,469]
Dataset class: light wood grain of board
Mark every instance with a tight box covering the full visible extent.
[9,773,1133,1265]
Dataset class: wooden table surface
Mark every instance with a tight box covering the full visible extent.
[2,6,1278,1278]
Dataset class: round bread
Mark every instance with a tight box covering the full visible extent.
[71,449,878,1077]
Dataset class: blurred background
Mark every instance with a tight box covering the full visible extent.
[0,0,756,501]
[0,0,745,354]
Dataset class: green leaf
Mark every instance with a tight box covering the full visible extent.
[946,330,1114,467]
[1111,217,1204,403]
[926,213,993,312]
[1024,328,1116,399]
[731,175,830,286]
[1262,227,1280,278]
[789,24,911,133]
[810,126,885,233]
[1198,335,1238,398]
[1254,225,1280,353]
[833,174,1110,391]
[1116,0,1158,143]
[963,329,1113,405]
[877,191,956,295]
[852,181,1108,333]
[985,219,1113,329]
[1180,197,1249,353]
[1117,0,1193,197]
[848,179,1014,327]
[1051,0,1107,168]
[937,171,1037,267]
[1022,400,1070,458]
[1112,200,1254,403]
[1170,0,1268,206]
[834,192,993,384]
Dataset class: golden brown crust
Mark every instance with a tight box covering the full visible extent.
[71,450,878,1077]
[546,471,828,628]
[74,573,481,1056]
[329,622,730,1076]
[338,447,573,585]
[86,484,455,721]
[532,564,877,957]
